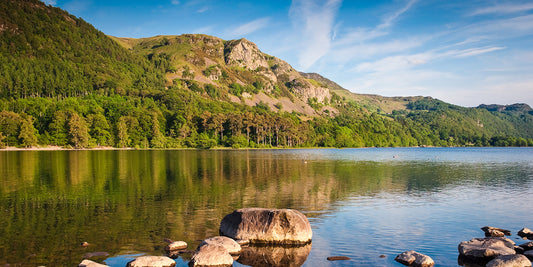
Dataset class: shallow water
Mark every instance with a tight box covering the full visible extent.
[0,147,532,266]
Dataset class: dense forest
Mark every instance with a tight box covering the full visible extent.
[1,0,532,149]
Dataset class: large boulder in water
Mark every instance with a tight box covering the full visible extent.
[219,208,312,245]
[394,251,435,267]
[458,237,516,261]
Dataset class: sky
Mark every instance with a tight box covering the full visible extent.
[43,0,533,107]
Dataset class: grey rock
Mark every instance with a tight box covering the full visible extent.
[520,242,533,251]
[126,256,176,267]
[78,259,109,267]
[394,250,435,267]
[486,254,531,267]
[198,236,241,255]
[458,237,516,260]
[219,208,312,245]
[189,244,233,267]
[525,250,533,260]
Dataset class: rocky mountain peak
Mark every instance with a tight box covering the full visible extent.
[224,38,269,70]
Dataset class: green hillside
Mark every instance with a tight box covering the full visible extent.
[0,0,532,149]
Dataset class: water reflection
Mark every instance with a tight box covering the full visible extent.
[0,148,532,266]
[237,244,312,267]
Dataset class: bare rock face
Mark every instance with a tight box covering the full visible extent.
[165,241,188,251]
[225,39,269,71]
[198,236,241,255]
[126,256,176,267]
[189,244,233,267]
[458,237,516,261]
[394,251,435,267]
[486,254,532,267]
[237,243,312,267]
[286,78,330,103]
[219,208,312,245]
[78,259,109,267]
[482,226,511,237]
[519,228,533,240]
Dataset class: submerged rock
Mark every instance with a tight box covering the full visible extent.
[458,237,516,261]
[486,254,531,267]
[189,244,233,267]
[126,256,176,267]
[482,226,511,237]
[198,236,241,255]
[327,256,351,261]
[394,251,435,267]
[83,252,110,259]
[519,228,533,240]
[219,208,312,245]
[237,243,312,267]
[78,259,109,267]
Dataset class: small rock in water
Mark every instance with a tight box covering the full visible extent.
[486,254,531,267]
[81,242,90,247]
[189,244,233,267]
[78,259,109,267]
[394,251,435,267]
[518,228,533,240]
[482,226,511,237]
[164,241,187,251]
[327,256,351,261]
[379,255,387,258]
[126,256,176,267]
[235,239,250,246]
[198,236,241,255]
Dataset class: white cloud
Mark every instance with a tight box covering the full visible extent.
[451,46,506,58]
[471,2,533,16]
[289,0,342,70]
[197,6,209,13]
[229,17,270,37]
[171,0,180,5]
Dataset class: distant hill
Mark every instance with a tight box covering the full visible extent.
[0,0,532,149]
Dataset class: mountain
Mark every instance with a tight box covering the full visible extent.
[1,0,532,149]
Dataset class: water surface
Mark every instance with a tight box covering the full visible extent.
[0,147,532,266]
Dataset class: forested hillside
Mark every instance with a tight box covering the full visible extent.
[1,0,532,149]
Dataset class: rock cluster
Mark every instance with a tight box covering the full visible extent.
[457,226,533,266]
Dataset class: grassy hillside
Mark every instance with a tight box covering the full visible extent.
[0,0,532,149]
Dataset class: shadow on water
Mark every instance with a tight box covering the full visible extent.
[0,148,532,266]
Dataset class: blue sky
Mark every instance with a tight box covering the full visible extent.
[44,0,533,107]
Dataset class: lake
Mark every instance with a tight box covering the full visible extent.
[0,147,532,266]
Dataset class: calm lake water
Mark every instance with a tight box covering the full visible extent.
[0,147,532,266]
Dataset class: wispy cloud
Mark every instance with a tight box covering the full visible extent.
[471,2,533,16]
[229,17,270,37]
[171,0,180,5]
[196,6,209,13]
[377,0,417,30]
[289,0,342,70]
[451,46,506,58]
